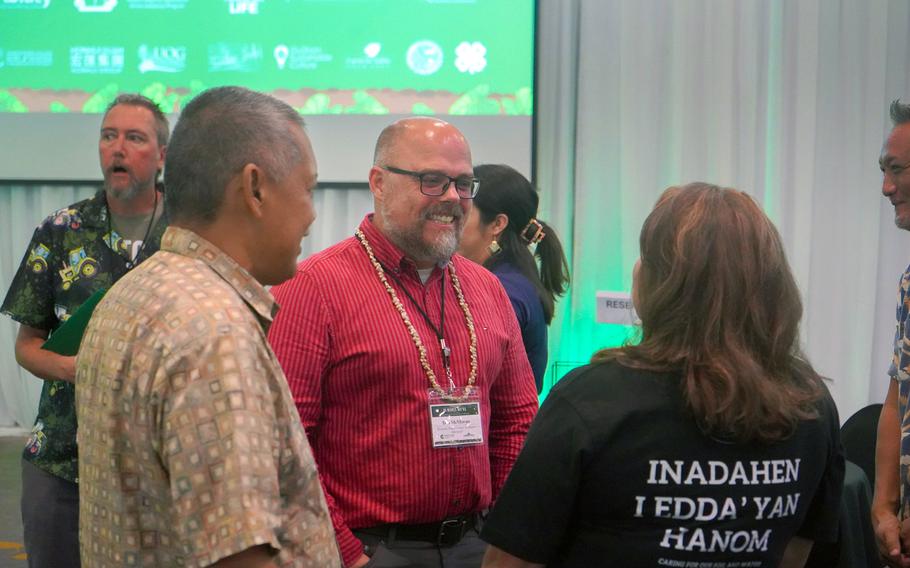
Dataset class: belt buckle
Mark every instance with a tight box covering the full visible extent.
[437,518,467,547]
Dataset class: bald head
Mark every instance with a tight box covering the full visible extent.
[368,117,474,268]
[373,117,472,168]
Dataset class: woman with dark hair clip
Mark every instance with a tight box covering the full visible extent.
[479,183,845,568]
[459,164,569,393]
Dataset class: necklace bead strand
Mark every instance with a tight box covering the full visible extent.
[355,229,477,402]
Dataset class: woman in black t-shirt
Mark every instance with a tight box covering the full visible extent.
[480,183,844,568]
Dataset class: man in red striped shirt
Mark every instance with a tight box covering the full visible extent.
[268,117,539,568]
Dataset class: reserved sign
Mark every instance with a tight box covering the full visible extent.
[596,291,638,325]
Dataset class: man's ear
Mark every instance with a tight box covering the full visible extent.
[241,163,265,217]
[157,145,167,172]
[368,166,385,200]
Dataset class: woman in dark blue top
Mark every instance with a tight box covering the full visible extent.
[459,164,570,393]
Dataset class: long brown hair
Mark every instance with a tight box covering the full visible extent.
[592,183,824,444]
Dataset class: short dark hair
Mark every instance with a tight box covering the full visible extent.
[891,99,910,126]
[104,94,169,148]
[164,86,305,224]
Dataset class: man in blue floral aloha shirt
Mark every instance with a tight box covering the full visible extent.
[1,93,168,568]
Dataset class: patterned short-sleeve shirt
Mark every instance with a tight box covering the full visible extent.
[890,264,910,519]
[1,189,166,482]
[76,226,340,567]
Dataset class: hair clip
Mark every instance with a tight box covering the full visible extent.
[521,218,545,245]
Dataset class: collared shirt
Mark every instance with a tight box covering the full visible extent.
[76,226,341,568]
[889,263,910,518]
[268,215,539,566]
[1,189,166,482]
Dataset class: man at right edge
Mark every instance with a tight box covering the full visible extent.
[875,98,910,568]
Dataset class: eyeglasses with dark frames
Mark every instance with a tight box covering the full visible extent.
[382,165,480,199]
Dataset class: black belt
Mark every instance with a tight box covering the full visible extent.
[358,513,478,547]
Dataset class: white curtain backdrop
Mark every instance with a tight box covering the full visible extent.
[0,185,372,430]
[2,0,910,428]
[535,0,910,423]
[0,185,98,430]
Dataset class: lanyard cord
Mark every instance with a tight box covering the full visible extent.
[105,188,159,270]
[355,228,478,401]
[377,259,452,376]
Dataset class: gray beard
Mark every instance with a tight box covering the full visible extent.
[378,202,461,265]
[104,176,146,203]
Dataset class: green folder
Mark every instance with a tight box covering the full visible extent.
[41,288,107,356]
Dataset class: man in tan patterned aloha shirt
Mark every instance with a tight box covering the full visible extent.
[75,86,340,568]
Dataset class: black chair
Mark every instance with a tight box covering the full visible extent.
[840,403,882,489]
[805,403,883,568]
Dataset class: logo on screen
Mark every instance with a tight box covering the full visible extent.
[74,0,117,12]
[138,45,186,74]
[70,46,124,74]
[273,45,289,69]
[0,0,51,9]
[455,42,487,75]
[406,40,443,76]
[208,43,262,72]
[272,45,332,71]
[226,0,260,14]
[127,0,188,8]
[0,49,53,68]
[346,42,389,70]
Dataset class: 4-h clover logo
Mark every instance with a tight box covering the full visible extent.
[455,41,487,75]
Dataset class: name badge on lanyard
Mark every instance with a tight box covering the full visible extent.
[428,388,484,448]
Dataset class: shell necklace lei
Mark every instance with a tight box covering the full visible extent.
[355,228,478,402]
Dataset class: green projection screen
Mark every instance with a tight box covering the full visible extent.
[0,0,536,183]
